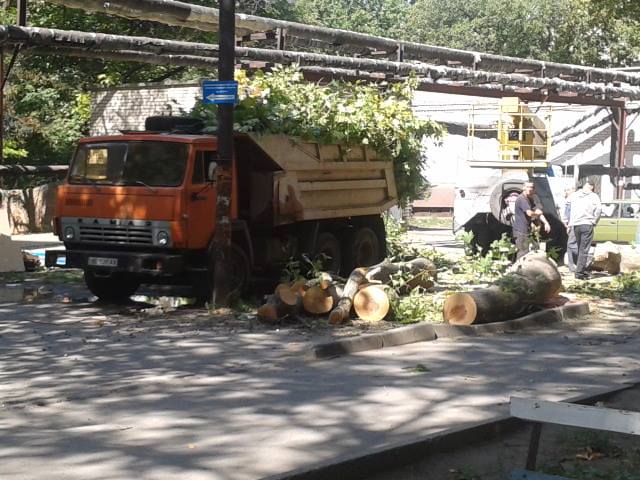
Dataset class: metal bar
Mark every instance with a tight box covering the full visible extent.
[525,422,543,471]
[1,47,4,165]
[1,46,21,91]
[1,26,637,101]
[617,107,628,199]
[17,0,27,26]
[0,164,68,176]
[42,0,640,86]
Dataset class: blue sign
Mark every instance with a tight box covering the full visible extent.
[202,80,238,105]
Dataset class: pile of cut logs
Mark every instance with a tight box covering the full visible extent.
[258,251,564,325]
[258,258,437,324]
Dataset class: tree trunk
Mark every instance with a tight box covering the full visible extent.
[443,252,562,325]
[329,257,436,325]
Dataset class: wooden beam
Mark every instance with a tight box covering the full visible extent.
[510,397,640,436]
[44,0,640,86]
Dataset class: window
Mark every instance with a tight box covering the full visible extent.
[69,142,188,187]
[621,203,640,219]
[192,150,217,184]
[600,203,618,218]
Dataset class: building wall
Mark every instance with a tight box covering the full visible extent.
[90,81,200,135]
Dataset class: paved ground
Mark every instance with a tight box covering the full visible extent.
[10,232,62,251]
[2,291,639,479]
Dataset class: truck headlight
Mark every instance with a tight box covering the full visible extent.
[64,226,75,240]
[157,230,169,246]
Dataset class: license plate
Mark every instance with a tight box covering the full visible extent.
[56,256,67,266]
[88,256,118,267]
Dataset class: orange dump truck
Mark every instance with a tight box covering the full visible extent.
[45,117,398,301]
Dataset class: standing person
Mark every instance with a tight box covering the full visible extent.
[561,186,578,272]
[512,181,551,260]
[568,180,601,280]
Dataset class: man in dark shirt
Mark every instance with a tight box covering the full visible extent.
[512,181,551,260]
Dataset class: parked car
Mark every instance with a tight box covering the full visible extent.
[594,200,640,243]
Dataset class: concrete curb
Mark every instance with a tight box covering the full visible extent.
[310,301,590,360]
[261,379,638,480]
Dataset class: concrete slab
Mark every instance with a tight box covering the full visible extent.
[0,233,24,272]
[0,299,639,479]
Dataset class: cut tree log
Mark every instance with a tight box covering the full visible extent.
[302,285,334,314]
[353,285,393,322]
[329,257,436,325]
[257,294,287,323]
[276,280,304,307]
[590,241,621,275]
[443,252,562,325]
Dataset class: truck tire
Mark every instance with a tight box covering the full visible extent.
[84,270,140,303]
[201,243,251,301]
[223,244,251,296]
[144,116,203,133]
[314,231,343,275]
[345,226,383,272]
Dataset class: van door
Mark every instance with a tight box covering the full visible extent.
[594,203,619,242]
[618,202,640,243]
[186,150,217,249]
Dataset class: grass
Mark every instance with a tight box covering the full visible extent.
[566,271,640,304]
[409,216,452,230]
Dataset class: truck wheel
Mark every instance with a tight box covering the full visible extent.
[314,231,342,275]
[346,226,383,271]
[202,244,251,301]
[84,270,140,303]
[223,244,250,295]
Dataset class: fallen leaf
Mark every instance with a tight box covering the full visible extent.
[402,363,430,373]
[576,446,604,461]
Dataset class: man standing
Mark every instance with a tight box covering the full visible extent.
[568,180,601,280]
[561,186,577,272]
[512,181,551,260]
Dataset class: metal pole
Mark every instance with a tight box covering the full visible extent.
[617,107,628,199]
[212,0,235,305]
[17,0,27,26]
[0,47,4,165]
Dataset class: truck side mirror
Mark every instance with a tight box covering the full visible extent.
[207,162,218,182]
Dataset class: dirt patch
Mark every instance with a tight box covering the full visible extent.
[370,385,640,480]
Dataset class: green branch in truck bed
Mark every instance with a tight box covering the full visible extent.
[191,66,444,205]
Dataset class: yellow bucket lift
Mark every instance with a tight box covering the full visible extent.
[468,97,552,168]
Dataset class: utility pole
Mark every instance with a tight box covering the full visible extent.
[212,0,235,305]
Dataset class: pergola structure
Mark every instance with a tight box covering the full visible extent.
[5,0,633,192]
[2,2,637,183]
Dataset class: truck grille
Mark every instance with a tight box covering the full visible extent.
[79,224,153,245]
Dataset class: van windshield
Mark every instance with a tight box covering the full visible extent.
[69,141,188,187]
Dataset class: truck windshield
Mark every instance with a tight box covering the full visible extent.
[69,142,188,187]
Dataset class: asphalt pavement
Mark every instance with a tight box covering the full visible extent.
[1,294,639,479]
